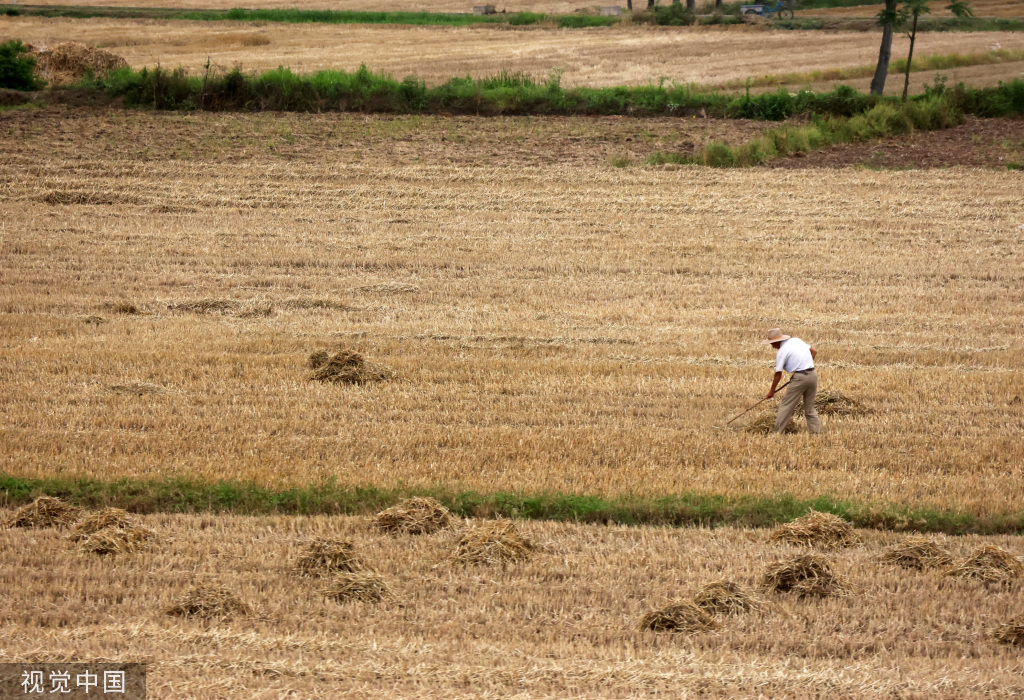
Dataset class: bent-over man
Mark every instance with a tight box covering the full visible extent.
[763,328,822,435]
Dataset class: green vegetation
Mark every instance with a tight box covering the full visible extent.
[0,40,41,91]
[2,473,1020,533]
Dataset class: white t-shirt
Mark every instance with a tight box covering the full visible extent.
[775,338,814,373]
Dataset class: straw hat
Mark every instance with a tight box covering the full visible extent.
[761,328,791,345]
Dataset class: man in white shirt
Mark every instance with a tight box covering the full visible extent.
[763,328,822,435]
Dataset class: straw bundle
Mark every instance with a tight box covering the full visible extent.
[453,520,534,565]
[640,599,719,633]
[814,390,870,417]
[768,511,860,549]
[877,536,954,571]
[373,497,455,535]
[321,571,394,604]
[945,545,1024,583]
[692,580,766,616]
[68,507,138,541]
[993,616,1024,646]
[294,538,363,577]
[167,584,252,619]
[3,496,79,529]
[79,525,156,555]
[761,554,851,598]
[745,414,799,435]
[28,42,128,86]
[308,349,392,384]
[107,382,166,396]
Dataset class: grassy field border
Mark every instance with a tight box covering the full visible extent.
[2,473,1021,534]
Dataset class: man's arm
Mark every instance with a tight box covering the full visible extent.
[766,370,783,399]
[810,346,817,361]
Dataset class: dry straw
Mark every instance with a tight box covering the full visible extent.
[3,497,79,529]
[67,507,137,540]
[640,599,719,633]
[372,497,455,535]
[691,580,766,616]
[27,42,128,86]
[168,298,272,317]
[453,520,535,566]
[167,584,253,619]
[945,545,1024,583]
[993,616,1024,646]
[294,538,364,577]
[814,390,870,417]
[321,572,394,604]
[107,382,166,396]
[877,536,954,570]
[308,349,393,384]
[78,525,156,555]
[761,554,852,598]
[767,511,860,549]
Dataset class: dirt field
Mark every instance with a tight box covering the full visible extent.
[2,107,1023,515]
[3,16,1023,89]
[2,510,1023,698]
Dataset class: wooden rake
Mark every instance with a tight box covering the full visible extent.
[714,379,791,430]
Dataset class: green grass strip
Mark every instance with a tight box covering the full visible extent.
[1,473,1021,534]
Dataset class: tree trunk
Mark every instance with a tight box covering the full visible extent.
[716,0,722,5]
[648,0,655,8]
[626,0,632,9]
[869,0,896,96]
[902,13,919,101]
[686,0,695,8]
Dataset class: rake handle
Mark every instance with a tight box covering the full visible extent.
[724,379,792,426]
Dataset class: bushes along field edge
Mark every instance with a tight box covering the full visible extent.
[1,473,1021,535]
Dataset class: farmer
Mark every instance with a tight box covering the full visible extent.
[763,328,822,435]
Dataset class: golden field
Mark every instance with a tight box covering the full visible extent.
[2,509,1023,697]
[3,16,1024,89]
[2,107,1023,514]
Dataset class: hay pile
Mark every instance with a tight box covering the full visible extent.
[691,580,766,616]
[768,511,860,550]
[294,538,363,577]
[761,554,851,598]
[994,616,1024,646]
[640,599,719,633]
[67,507,155,555]
[107,382,166,396]
[308,349,392,384]
[373,497,455,535]
[167,584,252,619]
[453,520,534,566]
[745,414,799,434]
[28,42,128,86]
[67,507,136,540]
[814,390,870,417]
[321,571,394,604]
[168,298,271,317]
[877,536,954,571]
[3,496,79,529]
[945,545,1024,583]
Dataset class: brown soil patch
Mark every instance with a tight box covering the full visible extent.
[773,117,1024,170]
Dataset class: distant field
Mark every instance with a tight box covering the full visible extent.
[803,0,1024,18]
[4,17,1024,89]
[2,108,1023,516]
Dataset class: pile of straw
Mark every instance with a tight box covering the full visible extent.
[107,382,166,396]
[745,414,799,435]
[945,545,1024,583]
[640,599,719,633]
[814,390,870,417]
[372,497,455,535]
[294,538,363,577]
[27,42,128,86]
[3,496,79,529]
[877,536,954,571]
[768,511,860,549]
[691,580,766,616]
[167,298,271,317]
[321,572,394,604]
[761,554,851,598]
[453,520,534,566]
[993,616,1024,646]
[308,349,392,384]
[167,584,252,619]
[68,507,155,555]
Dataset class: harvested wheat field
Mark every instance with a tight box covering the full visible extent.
[1,107,1024,515]
[1,511,1023,697]
[3,17,1024,89]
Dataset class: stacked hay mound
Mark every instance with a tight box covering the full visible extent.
[308,348,392,384]
[294,537,364,577]
[454,520,534,566]
[878,536,954,571]
[761,554,851,598]
[814,390,870,417]
[945,545,1023,583]
[321,571,394,604]
[3,496,79,529]
[640,599,718,633]
[768,511,860,550]
[28,42,128,86]
[691,580,766,616]
[67,507,156,555]
[373,497,455,535]
[994,616,1024,646]
[745,414,799,435]
[167,583,252,619]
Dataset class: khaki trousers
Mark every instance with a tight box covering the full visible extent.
[773,370,823,434]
